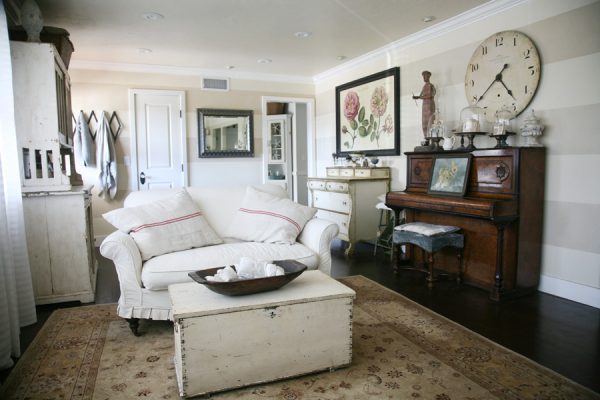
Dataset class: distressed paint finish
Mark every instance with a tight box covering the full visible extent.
[169,271,355,398]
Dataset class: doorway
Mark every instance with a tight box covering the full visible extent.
[128,89,188,190]
[261,96,315,205]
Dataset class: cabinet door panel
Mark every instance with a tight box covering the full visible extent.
[45,195,92,294]
[23,197,53,297]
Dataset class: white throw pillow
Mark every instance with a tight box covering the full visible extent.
[103,189,222,260]
[225,186,316,244]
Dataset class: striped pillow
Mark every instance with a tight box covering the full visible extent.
[103,189,222,260]
[225,186,316,244]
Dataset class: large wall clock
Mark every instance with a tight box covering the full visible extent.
[465,30,541,121]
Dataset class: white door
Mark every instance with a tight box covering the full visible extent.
[130,89,187,190]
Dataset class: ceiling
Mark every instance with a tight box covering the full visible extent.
[26,0,489,80]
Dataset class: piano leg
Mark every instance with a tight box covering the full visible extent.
[491,223,507,301]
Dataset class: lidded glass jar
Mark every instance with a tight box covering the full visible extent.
[459,104,488,133]
[491,106,515,136]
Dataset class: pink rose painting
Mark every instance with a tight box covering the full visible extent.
[338,68,398,153]
[344,91,360,121]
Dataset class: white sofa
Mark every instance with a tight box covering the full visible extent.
[99,184,339,334]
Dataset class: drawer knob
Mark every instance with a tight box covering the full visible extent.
[342,201,347,206]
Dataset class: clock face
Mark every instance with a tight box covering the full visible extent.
[465,30,541,121]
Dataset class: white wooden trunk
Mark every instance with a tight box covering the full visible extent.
[169,271,355,398]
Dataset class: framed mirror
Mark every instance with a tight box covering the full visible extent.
[198,108,254,158]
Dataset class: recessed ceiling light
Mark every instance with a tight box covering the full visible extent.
[337,55,347,61]
[257,58,272,64]
[422,16,435,23]
[141,12,164,21]
[294,31,312,38]
[138,48,153,54]
[226,65,235,70]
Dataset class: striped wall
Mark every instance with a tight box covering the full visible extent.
[313,0,600,307]
[69,0,599,307]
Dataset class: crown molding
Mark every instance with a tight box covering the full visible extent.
[313,0,527,84]
[69,60,314,85]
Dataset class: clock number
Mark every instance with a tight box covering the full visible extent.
[472,95,478,103]
[511,103,517,112]
[496,37,504,47]
[523,49,531,59]
[482,46,488,56]
[470,63,479,72]
[528,65,535,75]
[513,37,517,46]
[470,79,475,87]
[524,85,528,94]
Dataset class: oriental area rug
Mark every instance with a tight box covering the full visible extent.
[1,276,598,400]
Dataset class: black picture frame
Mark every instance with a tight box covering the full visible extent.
[198,108,254,158]
[335,67,400,156]
[427,153,472,197]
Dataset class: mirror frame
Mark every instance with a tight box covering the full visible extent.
[197,108,254,158]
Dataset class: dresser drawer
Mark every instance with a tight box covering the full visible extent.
[325,181,349,192]
[313,191,351,214]
[316,209,349,236]
[326,168,340,177]
[307,180,326,190]
[340,169,354,177]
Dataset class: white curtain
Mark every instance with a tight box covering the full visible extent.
[0,1,37,370]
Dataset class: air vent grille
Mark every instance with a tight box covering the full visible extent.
[202,77,229,91]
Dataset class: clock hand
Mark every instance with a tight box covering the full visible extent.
[498,79,516,100]
[477,64,510,102]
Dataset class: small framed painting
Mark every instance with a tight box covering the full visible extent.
[428,153,472,197]
[335,67,400,156]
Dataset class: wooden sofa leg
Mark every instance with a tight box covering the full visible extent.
[126,318,141,336]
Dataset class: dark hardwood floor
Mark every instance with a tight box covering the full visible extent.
[2,241,599,394]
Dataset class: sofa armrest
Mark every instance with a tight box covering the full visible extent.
[99,230,144,296]
[297,218,339,275]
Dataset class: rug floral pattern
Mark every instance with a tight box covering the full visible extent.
[1,276,597,400]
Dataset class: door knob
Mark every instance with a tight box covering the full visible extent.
[140,172,146,185]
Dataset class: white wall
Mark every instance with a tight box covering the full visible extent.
[69,70,313,237]
[313,0,600,308]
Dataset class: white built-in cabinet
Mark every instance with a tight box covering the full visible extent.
[264,114,292,197]
[22,187,97,304]
[308,167,390,256]
[10,41,78,191]
[11,41,96,304]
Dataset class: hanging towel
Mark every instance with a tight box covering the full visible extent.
[73,110,95,171]
[96,111,117,199]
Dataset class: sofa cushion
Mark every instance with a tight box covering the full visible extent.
[225,186,317,244]
[141,240,319,290]
[103,189,222,260]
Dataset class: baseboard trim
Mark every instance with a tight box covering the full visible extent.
[538,275,600,309]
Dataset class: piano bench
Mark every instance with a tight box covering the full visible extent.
[392,229,464,288]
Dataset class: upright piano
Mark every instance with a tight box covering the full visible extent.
[386,147,545,301]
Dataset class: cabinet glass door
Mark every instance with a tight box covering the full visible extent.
[269,121,283,162]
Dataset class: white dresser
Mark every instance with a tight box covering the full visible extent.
[308,167,390,255]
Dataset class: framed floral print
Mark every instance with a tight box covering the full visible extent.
[336,67,400,156]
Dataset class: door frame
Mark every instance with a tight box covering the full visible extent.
[128,89,188,191]
[261,96,316,193]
